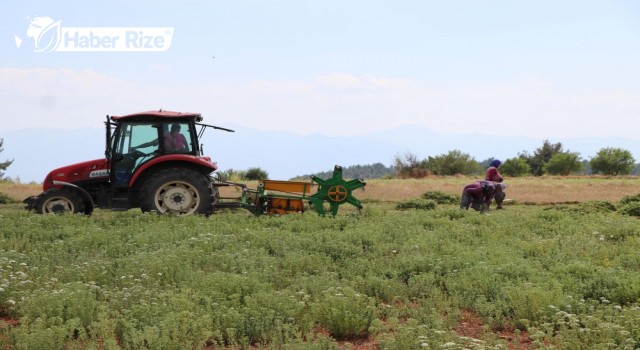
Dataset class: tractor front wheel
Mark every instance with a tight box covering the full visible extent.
[139,168,215,215]
[35,188,85,214]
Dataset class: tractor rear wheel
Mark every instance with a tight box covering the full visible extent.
[139,168,215,215]
[35,188,85,214]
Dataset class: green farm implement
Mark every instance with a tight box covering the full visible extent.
[214,165,366,216]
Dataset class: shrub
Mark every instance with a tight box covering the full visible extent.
[423,150,481,176]
[310,287,375,340]
[506,283,564,323]
[395,199,437,211]
[217,167,269,181]
[393,152,430,178]
[576,201,617,214]
[245,167,269,180]
[437,209,467,220]
[216,168,246,182]
[619,202,640,217]
[543,152,583,175]
[620,193,640,206]
[548,201,616,215]
[421,191,459,204]
[599,222,640,242]
[500,157,531,177]
[0,192,16,204]
[590,147,636,175]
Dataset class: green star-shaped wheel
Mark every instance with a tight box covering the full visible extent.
[309,165,366,216]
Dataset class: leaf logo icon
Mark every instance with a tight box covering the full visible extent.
[34,20,62,52]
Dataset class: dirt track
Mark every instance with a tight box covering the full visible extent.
[356,176,640,204]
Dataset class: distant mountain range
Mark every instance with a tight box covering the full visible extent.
[3,124,640,183]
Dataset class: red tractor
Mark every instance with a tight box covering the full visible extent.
[24,110,233,215]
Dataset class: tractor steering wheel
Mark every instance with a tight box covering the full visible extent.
[129,149,147,159]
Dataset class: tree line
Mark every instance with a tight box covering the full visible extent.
[295,163,395,180]
[393,140,638,178]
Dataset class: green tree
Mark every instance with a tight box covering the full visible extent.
[393,152,429,178]
[590,148,636,175]
[245,167,269,180]
[520,140,564,176]
[543,152,583,175]
[424,150,480,176]
[500,157,530,177]
[216,168,248,182]
[0,138,14,179]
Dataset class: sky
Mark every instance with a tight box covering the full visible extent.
[1,1,640,182]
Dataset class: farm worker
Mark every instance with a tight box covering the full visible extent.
[460,180,503,213]
[164,123,189,152]
[485,159,506,209]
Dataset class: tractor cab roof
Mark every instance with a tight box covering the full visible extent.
[110,110,203,123]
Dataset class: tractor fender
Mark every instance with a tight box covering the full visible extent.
[129,154,217,187]
[51,180,95,215]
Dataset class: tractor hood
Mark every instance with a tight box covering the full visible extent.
[43,158,110,191]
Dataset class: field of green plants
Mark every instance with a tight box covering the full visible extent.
[1,191,640,349]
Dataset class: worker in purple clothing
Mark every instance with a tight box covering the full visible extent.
[485,159,506,209]
[460,180,503,212]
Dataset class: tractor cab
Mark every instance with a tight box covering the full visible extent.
[103,110,228,212]
[108,114,201,187]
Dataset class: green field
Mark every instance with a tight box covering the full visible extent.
[1,189,640,349]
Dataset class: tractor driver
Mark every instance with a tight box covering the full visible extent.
[132,123,189,153]
[164,123,189,152]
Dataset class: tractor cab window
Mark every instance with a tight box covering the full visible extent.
[162,122,192,153]
[119,122,192,154]
[112,123,160,186]
[127,124,162,153]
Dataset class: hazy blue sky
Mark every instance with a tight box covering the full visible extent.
[2,1,640,181]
